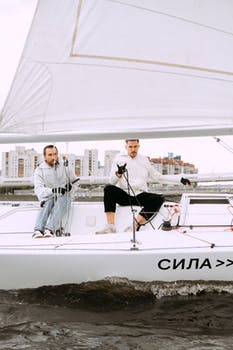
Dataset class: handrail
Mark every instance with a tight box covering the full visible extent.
[0,205,38,221]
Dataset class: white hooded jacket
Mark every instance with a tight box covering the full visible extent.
[34,160,78,203]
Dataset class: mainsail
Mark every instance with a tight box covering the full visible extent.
[0,0,233,142]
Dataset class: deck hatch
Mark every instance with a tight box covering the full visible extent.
[189,199,229,205]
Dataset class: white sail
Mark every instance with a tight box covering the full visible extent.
[0,0,233,142]
[1,1,233,289]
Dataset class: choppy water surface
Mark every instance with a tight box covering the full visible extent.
[1,278,233,349]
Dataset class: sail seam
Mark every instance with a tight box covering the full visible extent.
[70,0,233,77]
[70,53,233,78]
[70,0,83,57]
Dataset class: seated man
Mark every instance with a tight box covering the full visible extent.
[33,144,79,238]
[96,139,191,234]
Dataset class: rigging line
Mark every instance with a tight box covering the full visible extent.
[178,229,215,247]
[0,245,225,251]
[122,169,156,230]
[108,0,233,37]
[63,142,72,235]
[214,137,233,154]
[123,169,144,230]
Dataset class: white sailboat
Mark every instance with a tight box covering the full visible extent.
[0,0,233,290]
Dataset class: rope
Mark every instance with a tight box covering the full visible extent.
[177,229,215,248]
[61,142,73,236]
[214,137,233,155]
[122,169,156,230]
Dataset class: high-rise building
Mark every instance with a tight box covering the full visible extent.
[1,146,38,178]
[84,149,98,176]
[150,153,197,175]
[71,155,85,176]
[104,150,120,176]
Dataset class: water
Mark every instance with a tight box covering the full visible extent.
[1,279,233,349]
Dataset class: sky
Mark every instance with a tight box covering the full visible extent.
[0,0,233,174]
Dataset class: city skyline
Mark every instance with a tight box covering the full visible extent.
[1,136,233,175]
[1,145,197,179]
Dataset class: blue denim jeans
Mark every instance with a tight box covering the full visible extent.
[34,195,71,233]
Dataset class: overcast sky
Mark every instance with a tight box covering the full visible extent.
[0,0,233,174]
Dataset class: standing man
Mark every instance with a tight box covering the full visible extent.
[33,144,79,238]
[96,139,191,234]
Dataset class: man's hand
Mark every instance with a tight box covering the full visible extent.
[52,187,66,195]
[117,163,127,175]
[180,177,191,186]
[64,183,72,192]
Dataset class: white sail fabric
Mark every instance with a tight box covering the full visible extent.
[0,0,233,142]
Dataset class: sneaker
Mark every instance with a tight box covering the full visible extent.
[124,224,140,232]
[124,225,133,232]
[96,226,116,235]
[32,230,44,239]
[43,229,54,238]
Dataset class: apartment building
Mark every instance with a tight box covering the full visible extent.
[83,149,99,176]
[104,150,120,176]
[150,153,197,175]
[1,146,39,178]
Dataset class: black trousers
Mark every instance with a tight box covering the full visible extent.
[103,185,164,220]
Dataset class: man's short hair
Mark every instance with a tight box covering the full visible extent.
[43,144,58,156]
[125,139,139,143]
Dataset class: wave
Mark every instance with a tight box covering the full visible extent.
[2,278,233,310]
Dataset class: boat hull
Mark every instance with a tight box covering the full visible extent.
[0,234,233,290]
[1,193,233,289]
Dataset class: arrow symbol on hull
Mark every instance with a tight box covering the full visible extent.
[216,259,233,267]
[216,259,224,267]
[226,259,233,267]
